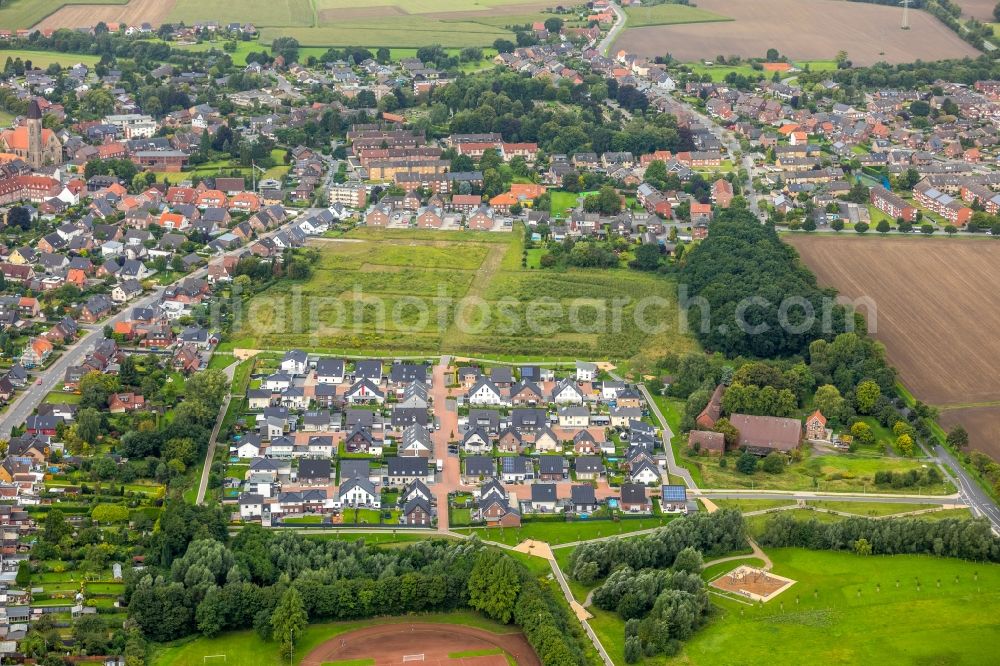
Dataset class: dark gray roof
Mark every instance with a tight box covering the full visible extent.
[464,455,495,477]
[531,483,557,502]
[298,458,331,480]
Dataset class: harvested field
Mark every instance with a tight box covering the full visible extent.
[35,0,173,30]
[0,0,126,29]
[787,235,1000,405]
[939,406,1000,459]
[956,0,997,20]
[300,623,539,666]
[616,0,980,65]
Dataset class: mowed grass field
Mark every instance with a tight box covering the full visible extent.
[680,548,1000,665]
[623,3,732,28]
[0,49,101,68]
[787,235,1000,459]
[617,0,980,65]
[226,227,697,364]
[165,0,562,48]
[0,0,126,29]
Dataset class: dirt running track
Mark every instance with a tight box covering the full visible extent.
[617,0,979,65]
[301,623,540,666]
[35,0,176,30]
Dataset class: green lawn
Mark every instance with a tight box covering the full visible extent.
[549,190,580,217]
[624,3,731,27]
[0,49,101,68]
[679,548,1000,665]
[807,500,945,517]
[151,611,518,666]
[676,443,954,495]
[456,515,677,547]
[0,0,126,29]
[710,498,797,512]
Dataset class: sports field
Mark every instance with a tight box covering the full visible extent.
[300,623,537,666]
[682,548,1000,665]
[226,228,697,365]
[150,612,518,666]
[787,235,1000,458]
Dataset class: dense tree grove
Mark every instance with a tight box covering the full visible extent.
[758,513,1000,561]
[571,515,738,662]
[126,523,594,664]
[426,70,692,156]
[568,510,745,582]
[679,209,851,357]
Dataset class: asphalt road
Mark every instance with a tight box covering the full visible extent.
[934,444,1000,530]
[597,1,626,56]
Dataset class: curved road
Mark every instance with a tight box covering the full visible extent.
[598,1,627,56]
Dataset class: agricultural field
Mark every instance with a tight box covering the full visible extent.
[787,235,1000,458]
[616,0,979,65]
[226,227,698,366]
[0,49,101,68]
[167,0,312,27]
[34,0,174,31]
[168,0,563,48]
[623,2,732,27]
[957,0,997,20]
[680,548,1000,665]
[0,0,126,29]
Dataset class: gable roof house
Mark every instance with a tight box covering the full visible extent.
[729,413,803,455]
[476,478,521,527]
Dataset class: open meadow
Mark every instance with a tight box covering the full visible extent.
[226,227,697,365]
[680,548,1000,665]
[0,49,101,69]
[787,235,1000,458]
[615,0,980,65]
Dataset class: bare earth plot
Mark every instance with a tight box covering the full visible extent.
[35,0,174,30]
[0,0,126,29]
[615,0,980,65]
[786,235,1000,457]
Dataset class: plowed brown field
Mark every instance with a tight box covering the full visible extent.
[786,235,1000,456]
[617,0,979,65]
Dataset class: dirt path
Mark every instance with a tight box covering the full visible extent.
[704,538,773,571]
[300,622,539,666]
[439,243,506,351]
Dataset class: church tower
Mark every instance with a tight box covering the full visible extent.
[26,99,42,170]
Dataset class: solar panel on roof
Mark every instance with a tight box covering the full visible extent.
[661,485,687,501]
